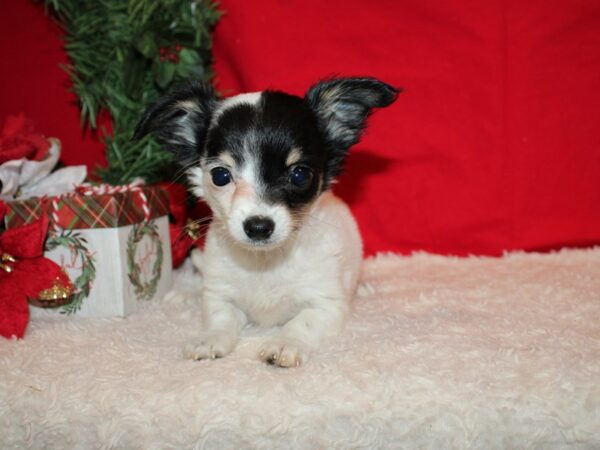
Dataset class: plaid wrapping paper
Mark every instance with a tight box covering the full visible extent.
[4,186,170,230]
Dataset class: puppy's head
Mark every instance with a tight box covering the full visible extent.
[134,77,399,250]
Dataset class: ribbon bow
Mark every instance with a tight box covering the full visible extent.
[0,202,74,339]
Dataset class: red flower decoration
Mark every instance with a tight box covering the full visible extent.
[0,206,73,339]
[0,114,50,164]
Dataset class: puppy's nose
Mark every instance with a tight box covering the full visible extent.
[243,216,275,240]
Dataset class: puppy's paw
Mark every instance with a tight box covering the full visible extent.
[183,330,236,361]
[258,338,308,368]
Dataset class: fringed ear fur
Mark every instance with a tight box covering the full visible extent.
[133,80,217,165]
[305,77,400,181]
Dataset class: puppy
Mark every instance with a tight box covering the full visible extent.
[135,77,398,367]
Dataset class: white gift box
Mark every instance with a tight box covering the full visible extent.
[5,185,173,317]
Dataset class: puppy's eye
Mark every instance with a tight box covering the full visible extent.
[210,167,232,187]
[290,166,313,187]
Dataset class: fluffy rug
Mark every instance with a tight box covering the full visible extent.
[1,249,599,449]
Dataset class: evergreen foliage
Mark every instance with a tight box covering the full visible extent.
[44,0,221,184]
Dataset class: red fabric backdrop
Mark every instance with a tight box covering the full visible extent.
[0,1,107,170]
[1,0,599,256]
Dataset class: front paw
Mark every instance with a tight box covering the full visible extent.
[258,338,308,368]
[183,330,237,361]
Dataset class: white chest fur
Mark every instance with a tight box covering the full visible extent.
[201,192,363,327]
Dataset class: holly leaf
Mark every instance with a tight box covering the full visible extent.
[176,63,205,79]
[152,60,176,89]
[175,48,204,78]
[133,32,157,58]
[178,48,201,65]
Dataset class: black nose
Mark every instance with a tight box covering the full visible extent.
[243,216,275,240]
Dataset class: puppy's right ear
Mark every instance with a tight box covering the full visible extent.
[133,80,217,165]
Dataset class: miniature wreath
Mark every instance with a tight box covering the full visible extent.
[127,220,163,301]
[45,231,97,314]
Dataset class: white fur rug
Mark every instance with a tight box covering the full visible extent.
[1,249,599,449]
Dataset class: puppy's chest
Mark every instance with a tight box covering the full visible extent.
[230,271,309,326]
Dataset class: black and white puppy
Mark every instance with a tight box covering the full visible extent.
[135,77,398,367]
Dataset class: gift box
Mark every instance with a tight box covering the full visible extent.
[3,185,173,317]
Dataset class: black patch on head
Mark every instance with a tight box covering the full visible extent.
[256,91,324,209]
[133,80,217,165]
[305,77,400,183]
[206,91,325,211]
[205,103,258,165]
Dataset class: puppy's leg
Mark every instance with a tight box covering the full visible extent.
[183,297,246,360]
[259,300,346,368]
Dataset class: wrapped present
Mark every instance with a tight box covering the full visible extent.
[3,184,173,317]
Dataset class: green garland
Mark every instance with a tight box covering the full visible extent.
[127,221,163,301]
[44,0,221,184]
[45,231,97,315]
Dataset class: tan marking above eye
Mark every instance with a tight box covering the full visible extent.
[217,152,236,168]
[285,148,302,167]
[176,100,200,112]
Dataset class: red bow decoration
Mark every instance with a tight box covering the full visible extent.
[0,202,74,339]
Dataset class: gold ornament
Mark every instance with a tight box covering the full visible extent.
[38,279,74,301]
[185,219,202,241]
[29,275,75,308]
[0,253,15,272]
[1,252,16,263]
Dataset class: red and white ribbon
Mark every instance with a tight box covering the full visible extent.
[75,178,144,196]
[50,179,151,231]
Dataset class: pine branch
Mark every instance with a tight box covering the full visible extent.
[44,0,221,184]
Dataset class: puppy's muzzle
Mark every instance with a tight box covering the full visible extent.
[243,216,275,241]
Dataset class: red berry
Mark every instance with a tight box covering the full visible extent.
[160,55,166,62]
[175,43,182,52]
[169,54,180,64]
[159,47,167,56]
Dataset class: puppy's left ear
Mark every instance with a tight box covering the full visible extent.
[305,77,400,180]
